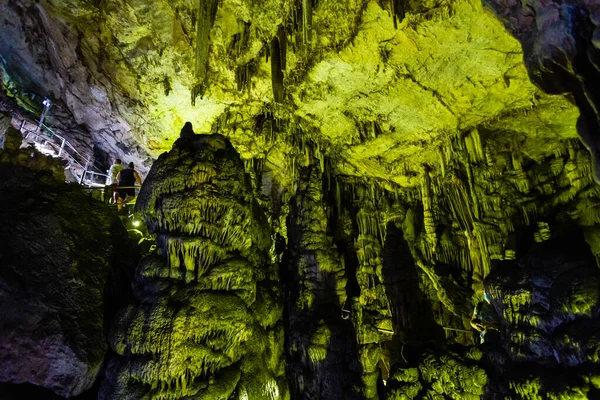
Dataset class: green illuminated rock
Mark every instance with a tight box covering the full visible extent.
[2,0,600,399]
[102,134,287,399]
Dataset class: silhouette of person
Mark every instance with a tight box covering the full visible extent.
[180,122,195,139]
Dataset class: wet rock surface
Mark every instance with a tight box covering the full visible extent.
[284,162,363,400]
[0,135,137,397]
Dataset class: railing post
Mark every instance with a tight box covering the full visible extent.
[58,137,65,157]
[37,98,51,133]
[79,160,88,185]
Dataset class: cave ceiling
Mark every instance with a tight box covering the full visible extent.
[0,0,580,186]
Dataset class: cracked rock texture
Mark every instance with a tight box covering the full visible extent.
[0,0,582,185]
[483,0,600,182]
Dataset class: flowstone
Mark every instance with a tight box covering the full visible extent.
[102,134,287,399]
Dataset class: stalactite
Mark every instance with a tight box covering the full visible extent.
[465,164,481,220]
[236,64,252,92]
[389,0,406,28]
[302,0,313,45]
[465,129,484,164]
[421,167,437,253]
[192,0,219,104]
[271,37,285,103]
[439,147,447,178]
[277,26,287,71]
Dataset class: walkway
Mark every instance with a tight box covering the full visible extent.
[17,117,109,187]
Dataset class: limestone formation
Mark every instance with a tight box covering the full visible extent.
[285,159,362,399]
[483,0,600,181]
[102,134,287,399]
[2,0,600,398]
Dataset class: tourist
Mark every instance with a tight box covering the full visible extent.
[108,158,124,203]
[116,162,142,213]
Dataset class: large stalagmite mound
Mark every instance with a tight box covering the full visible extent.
[102,133,287,399]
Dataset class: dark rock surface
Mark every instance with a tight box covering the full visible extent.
[481,225,600,397]
[483,0,600,181]
[0,139,137,397]
[383,224,600,399]
[0,0,153,174]
[486,226,600,366]
[284,162,363,400]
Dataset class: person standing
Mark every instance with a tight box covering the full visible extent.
[116,162,142,213]
[108,158,124,204]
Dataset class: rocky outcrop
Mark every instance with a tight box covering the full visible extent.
[0,130,137,397]
[482,226,600,397]
[0,0,153,174]
[385,347,487,399]
[102,134,287,399]
[483,0,600,181]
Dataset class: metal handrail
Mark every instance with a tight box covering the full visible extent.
[18,115,120,186]
[19,122,106,186]
[82,185,142,189]
[40,123,94,169]
[28,122,107,173]
[22,128,82,166]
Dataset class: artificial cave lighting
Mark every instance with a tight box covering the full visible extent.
[1,0,600,399]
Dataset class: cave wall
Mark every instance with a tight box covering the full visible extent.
[0,127,138,398]
[2,125,600,399]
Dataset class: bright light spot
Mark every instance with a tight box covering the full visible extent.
[239,385,249,400]
[133,220,141,227]
[265,379,279,399]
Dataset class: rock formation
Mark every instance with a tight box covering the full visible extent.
[483,0,600,182]
[285,160,362,399]
[102,134,287,399]
[0,128,137,397]
[2,0,600,398]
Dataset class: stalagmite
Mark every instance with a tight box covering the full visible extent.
[103,135,287,399]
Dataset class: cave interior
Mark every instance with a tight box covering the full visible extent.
[1,0,600,399]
